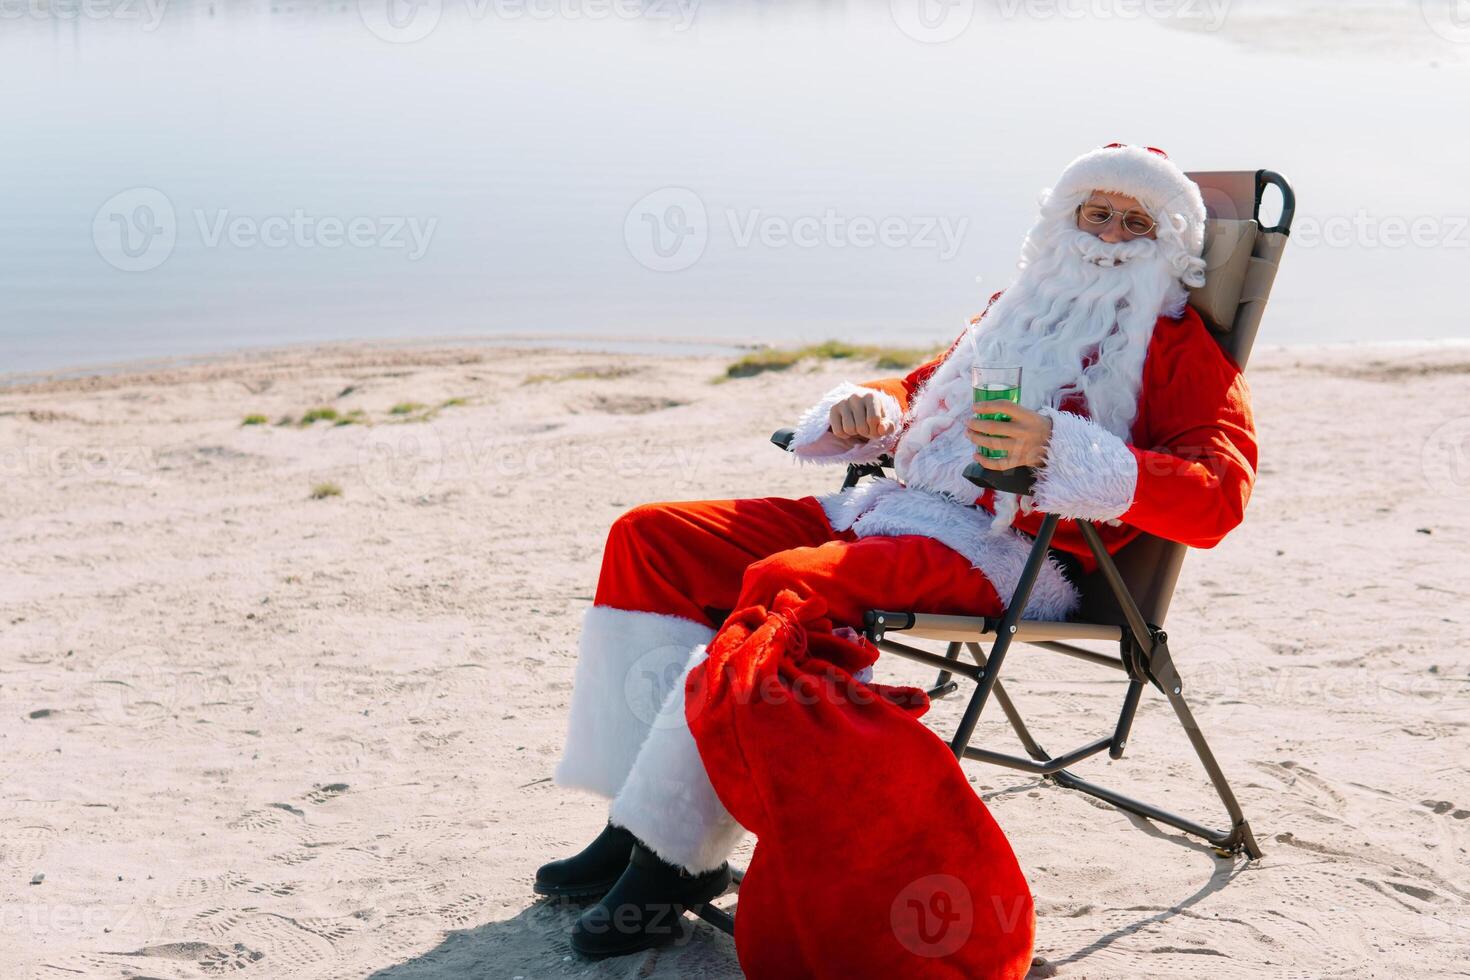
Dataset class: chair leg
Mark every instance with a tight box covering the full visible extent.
[965,642,1050,764]
[1158,653,1261,858]
[932,641,962,690]
[1043,645,1262,859]
[952,638,1261,859]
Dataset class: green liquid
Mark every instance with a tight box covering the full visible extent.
[973,382,1021,460]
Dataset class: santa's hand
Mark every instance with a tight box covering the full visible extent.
[966,403,1053,469]
[828,390,896,447]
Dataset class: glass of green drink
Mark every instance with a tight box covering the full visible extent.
[972,365,1022,461]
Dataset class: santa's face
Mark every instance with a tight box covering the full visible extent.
[1075,190,1157,243]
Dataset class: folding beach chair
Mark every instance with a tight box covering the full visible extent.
[694,169,1294,936]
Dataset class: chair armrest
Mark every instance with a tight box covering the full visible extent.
[772,427,896,471]
[963,461,1037,496]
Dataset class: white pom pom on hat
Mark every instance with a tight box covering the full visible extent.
[1049,143,1208,258]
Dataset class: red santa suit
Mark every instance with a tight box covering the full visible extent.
[551,144,1257,977]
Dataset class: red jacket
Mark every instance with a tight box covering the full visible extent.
[856,301,1257,576]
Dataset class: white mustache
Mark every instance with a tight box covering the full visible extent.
[1066,227,1160,267]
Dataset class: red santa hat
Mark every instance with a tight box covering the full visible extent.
[1047,142,1208,260]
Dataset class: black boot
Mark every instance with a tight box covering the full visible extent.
[569,841,732,958]
[533,822,637,900]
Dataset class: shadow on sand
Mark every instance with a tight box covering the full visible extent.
[365,897,743,979]
[368,826,1246,979]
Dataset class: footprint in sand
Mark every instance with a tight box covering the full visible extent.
[306,783,350,805]
[1421,799,1470,819]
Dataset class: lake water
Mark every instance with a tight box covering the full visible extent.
[3,0,1469,377]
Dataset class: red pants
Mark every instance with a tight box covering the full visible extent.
[556,493,1007,872]
[594,494,1004,629]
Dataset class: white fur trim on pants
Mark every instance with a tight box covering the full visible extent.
[610,644,747,874]
[1033,408,1138,522]
[554,605,717,800]
[789,381,904,466]
[817,477,1080,622]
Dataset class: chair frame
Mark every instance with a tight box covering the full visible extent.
[693,169,1294,936]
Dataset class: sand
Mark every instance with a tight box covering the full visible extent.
[1,339,1467,979]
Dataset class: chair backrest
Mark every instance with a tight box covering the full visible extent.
[1074,170,1294,627]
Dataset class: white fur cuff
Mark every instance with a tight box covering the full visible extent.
[554,606,717,800]
[1033,408,1138,522]
[609,645,747,873]
[789,382,904,466]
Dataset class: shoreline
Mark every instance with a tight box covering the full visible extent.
[0,332,764,393]
[5,330,1469,395]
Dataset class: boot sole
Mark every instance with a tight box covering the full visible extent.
[568,870,733,959]
[532,876,621,901]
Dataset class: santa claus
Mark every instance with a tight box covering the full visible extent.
[535,144,1256,975]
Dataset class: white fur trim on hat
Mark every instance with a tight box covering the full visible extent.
[1050,144,1208,260]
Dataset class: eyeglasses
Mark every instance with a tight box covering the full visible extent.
[1076,199,1157,236]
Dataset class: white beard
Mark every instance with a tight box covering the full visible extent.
[893,214,1188,533]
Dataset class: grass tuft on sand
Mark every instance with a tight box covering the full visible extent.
[389,401,426,415]
[718,340,941,381]
[521,366,641,385]
[300,407,339,425]
[241,414,269,426]
[309,482,342,500]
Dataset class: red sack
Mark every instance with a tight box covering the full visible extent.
[686,588,1035,979]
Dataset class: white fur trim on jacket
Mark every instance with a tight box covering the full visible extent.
[610,644,746,874]
[554,605,717,800]
[818,477,1080,622]
[1033,408,1139,522]
[789,381,905,466]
